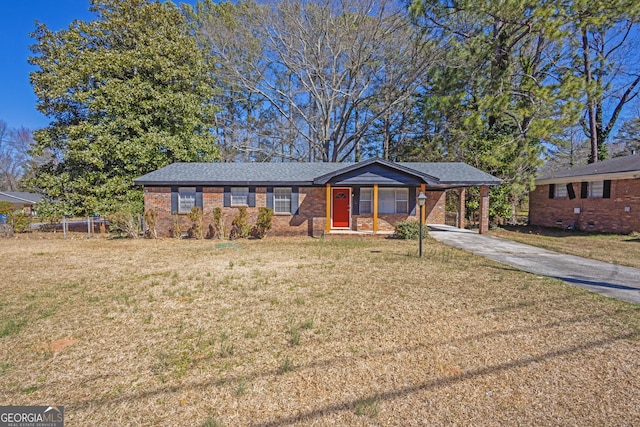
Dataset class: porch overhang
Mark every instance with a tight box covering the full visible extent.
[313,158,441,186]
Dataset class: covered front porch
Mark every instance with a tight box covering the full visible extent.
[314,159,495,235]
[321,183,492,236]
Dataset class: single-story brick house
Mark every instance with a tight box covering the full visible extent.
[0,191,44,215]
[134,158,500,237]
[529,154,640,233]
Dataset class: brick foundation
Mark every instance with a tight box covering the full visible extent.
[144,186,448,238]
[529,178,640,233]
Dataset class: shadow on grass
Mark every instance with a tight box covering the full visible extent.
[250,330,639,427]
[62,306,633,423]
[553,275,640,292]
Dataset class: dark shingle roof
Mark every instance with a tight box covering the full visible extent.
[537,154,640,181]
[0,192,44,204]
[399,162,501,185]
[135,162,343,185]
[134,159,500,187]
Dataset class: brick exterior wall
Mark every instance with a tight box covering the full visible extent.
[479,185,490,234]
[426,190,446,225]
[144,187,173,235]
[144,186,448,237]
[529,178,640,233]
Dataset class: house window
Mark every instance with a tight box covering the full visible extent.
[395,188,409,213]
[360,188,373,214]
[589,181,604,198]
[231,187,249,206]
[179,187,196,213]
[379,188,409,214]
[555,184,567,198]
[274,188,292,213]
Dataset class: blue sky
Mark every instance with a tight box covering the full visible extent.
[0,0,198,131]
[0,1,94,130]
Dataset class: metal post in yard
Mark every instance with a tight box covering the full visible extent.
[419,213,423,257]
[417,191,427,257]
[63,216,67,239]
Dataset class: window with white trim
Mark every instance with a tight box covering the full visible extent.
[359,188,373,214]
[555,184,567,198]
[379,188,409,214]
[274,188,292,213]
[589,181,604,198]
[395,188,409,213]
[178,187,196,213]
[231,187,249,206]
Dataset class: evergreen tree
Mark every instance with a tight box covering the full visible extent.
[28,0,219,215]
[408,0,581,222]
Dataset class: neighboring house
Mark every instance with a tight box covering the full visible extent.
[530,154,640,233]
[0,191,44,215]
[134,158,500,238]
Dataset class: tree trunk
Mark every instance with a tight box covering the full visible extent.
[583,28,598,163]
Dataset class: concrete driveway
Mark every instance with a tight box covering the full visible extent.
[428,224,640,305]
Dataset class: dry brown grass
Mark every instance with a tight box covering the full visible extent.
[1,233,640,426]
[490,226,640,269]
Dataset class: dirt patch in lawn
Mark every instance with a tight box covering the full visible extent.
[36,337,77,356]
[1,235,639,426]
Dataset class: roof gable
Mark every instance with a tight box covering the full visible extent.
[312,158,440,185]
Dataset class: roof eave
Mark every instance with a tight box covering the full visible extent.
[432,180,501,187]
[535,170,640,185]
[135,179,502,187]
[135,180,316,187]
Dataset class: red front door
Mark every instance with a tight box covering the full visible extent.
[332,188,350,228]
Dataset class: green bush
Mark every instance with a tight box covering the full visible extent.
[0,201,14,215]
[393,220,427,240]
[254,207,274,239]
[229,207,250,240]
[34,199,66,231]
[8,210,31,233]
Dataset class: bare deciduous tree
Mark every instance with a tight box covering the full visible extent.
[0,121,33,191]
[191,0,441,162]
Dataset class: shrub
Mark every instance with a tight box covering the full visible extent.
[393,220,427,240]
[108,210,140,238]
[229,207,250,240]
[188,207,204,239]
[34,199,66,232]
[8,210,30,233]
[208,207,224,239]
[171,214,182,239]
[254,207,273,239]
[0,200,14,215]
[144,209,158,239]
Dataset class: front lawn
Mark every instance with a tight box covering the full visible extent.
[489,225,640,269]
[1,235,639,425]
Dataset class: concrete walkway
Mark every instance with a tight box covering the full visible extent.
[428,224,640,305]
